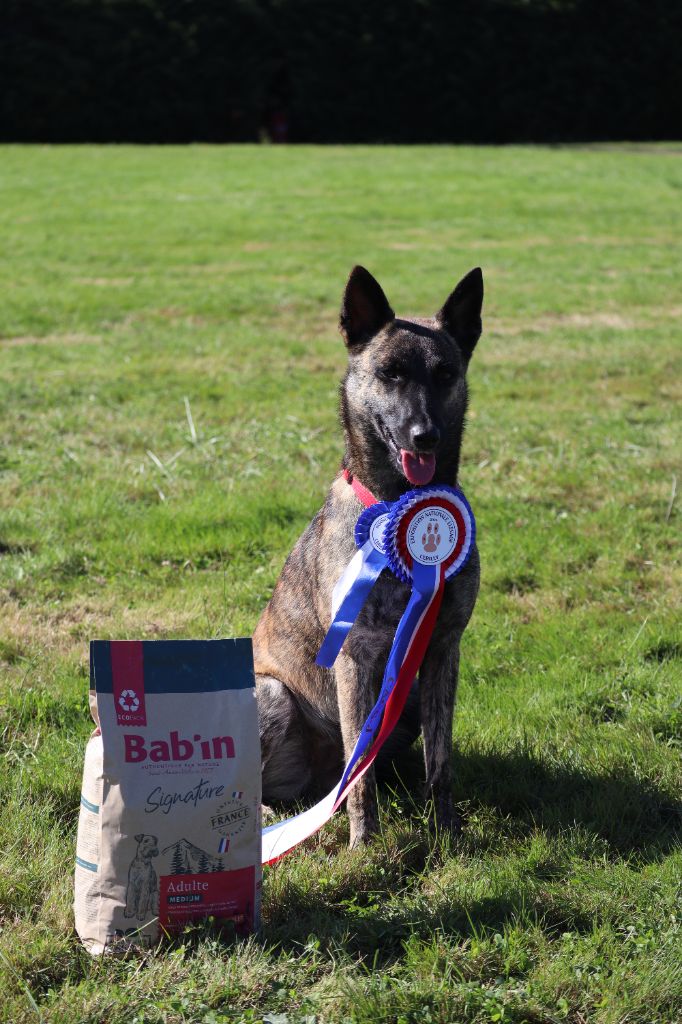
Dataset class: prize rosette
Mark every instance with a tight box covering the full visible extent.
[354,500,393,555]
[384,484,476,584]
[266,481,477,866]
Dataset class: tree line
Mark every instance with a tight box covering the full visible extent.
[2,0,680,143]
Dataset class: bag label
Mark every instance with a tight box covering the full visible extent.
[159,866,256,931]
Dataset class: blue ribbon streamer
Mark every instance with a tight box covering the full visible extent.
[315,542,388,668]
[334,560,440,798]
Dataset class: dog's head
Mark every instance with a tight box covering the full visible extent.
[339,265,483,497]
[134,833,159,860]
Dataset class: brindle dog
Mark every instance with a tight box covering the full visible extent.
[253,265,483,847]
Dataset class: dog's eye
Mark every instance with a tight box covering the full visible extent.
[434,366,456,386]
[378,365,406,383]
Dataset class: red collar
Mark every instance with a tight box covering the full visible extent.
[343,468,378,508]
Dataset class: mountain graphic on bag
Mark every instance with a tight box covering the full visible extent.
[75,639,262,954]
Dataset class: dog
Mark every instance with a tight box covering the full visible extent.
[124,833,159,920]
[253,265,483,847]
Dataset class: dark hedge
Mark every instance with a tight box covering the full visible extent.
[2,0,681,142]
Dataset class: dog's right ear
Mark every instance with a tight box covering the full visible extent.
[340,266,394,348]
[134,833,144,842]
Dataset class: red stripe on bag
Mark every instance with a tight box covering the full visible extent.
[111,641,147,727]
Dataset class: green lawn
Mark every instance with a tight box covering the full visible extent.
[1,144,681,1024]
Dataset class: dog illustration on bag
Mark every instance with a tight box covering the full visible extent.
[124,834,159,920]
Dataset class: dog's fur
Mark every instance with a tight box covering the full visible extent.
[253,266,483,846]
[124,833,159,920]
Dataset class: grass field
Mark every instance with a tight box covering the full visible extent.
[1,144,681,1024]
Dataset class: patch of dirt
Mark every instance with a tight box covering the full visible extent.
[486,295,682,340]
[566,143,682,155]
[554,312,637,329]
[501,586,563,623]
[140,307,210,325]
[470,235,556,249]
[75,277,134,287]
[488,312,637,336]
[155,306,187,320]
[0,596,193,664]
[182,262,249,276]
[1,333,102,348]
[462,234,663,250]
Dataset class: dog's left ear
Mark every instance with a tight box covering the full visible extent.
[436,267,484,364]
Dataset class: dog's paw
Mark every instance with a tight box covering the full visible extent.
[349,824,378,850]
[426,788,462,839]
[430,809,462,839]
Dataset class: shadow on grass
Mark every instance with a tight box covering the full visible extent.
[260,890,595,964]
[251,743,680,960]
[452,746,682,861]
[19,732,680,969]
[374,741,680,861]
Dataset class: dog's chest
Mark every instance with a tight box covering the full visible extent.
[343,570,411,661]
[338,558,474,671]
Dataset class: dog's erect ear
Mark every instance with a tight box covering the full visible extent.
[340,266,394,348]
[134,833,144,842]
[436,267,484,364]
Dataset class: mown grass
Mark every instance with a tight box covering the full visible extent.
[1,144,681,1024]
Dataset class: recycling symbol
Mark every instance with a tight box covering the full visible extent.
[118,689,140,713]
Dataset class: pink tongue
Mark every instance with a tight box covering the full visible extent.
[400,449,436,486]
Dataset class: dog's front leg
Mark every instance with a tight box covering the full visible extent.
[419,637,461,834]
[334,653,379,847]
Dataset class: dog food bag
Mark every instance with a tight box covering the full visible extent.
[74,639,262,954]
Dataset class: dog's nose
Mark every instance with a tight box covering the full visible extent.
[410,425,440,452]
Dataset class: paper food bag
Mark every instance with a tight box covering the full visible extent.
[74,639,262,954]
